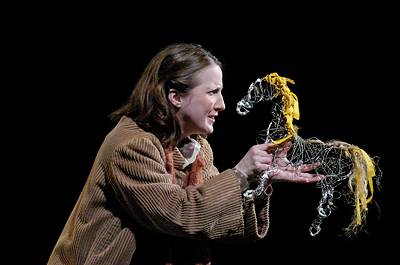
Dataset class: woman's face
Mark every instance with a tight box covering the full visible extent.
[175,63,225,138]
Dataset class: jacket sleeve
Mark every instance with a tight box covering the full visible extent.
[108,137,245,240]
[200,138,272,242]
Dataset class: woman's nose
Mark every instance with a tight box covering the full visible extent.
[216,95,225,111]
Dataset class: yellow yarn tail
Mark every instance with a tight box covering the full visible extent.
[348,147,376,230]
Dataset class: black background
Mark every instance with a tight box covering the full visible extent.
[11,4,397,264]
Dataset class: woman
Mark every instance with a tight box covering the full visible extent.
[47,43,321,265]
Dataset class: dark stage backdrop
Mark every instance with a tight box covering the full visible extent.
[22,15,396,265]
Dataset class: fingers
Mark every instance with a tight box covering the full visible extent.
[274,157,289,167]
[281,162,320,172]
[236,144,276,177]
[291,173,322,183]
[282,140,292,149]
[280,141,292,154]
[265,143,278,152]
[255,143,277,153]
[266,141,292,152]
[265,167,323,184]
[298,162,321,172]
[256,156,274,165]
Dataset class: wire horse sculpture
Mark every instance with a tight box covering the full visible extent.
[237,73,381,236]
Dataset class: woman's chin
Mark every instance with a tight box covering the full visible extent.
[201,125,214,135]
[187,124,214,136]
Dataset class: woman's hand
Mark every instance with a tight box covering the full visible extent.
[235,141,322,184]
[266,162,322,183]
[234,143,276,181]
[267,141,322,183]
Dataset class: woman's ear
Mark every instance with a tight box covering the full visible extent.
[168,89,183,108]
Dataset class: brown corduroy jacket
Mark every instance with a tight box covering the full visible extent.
[48,116,271,265]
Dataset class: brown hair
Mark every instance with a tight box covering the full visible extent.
[110,43,222,147]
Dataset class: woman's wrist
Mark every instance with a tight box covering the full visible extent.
[232,167,249,192]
